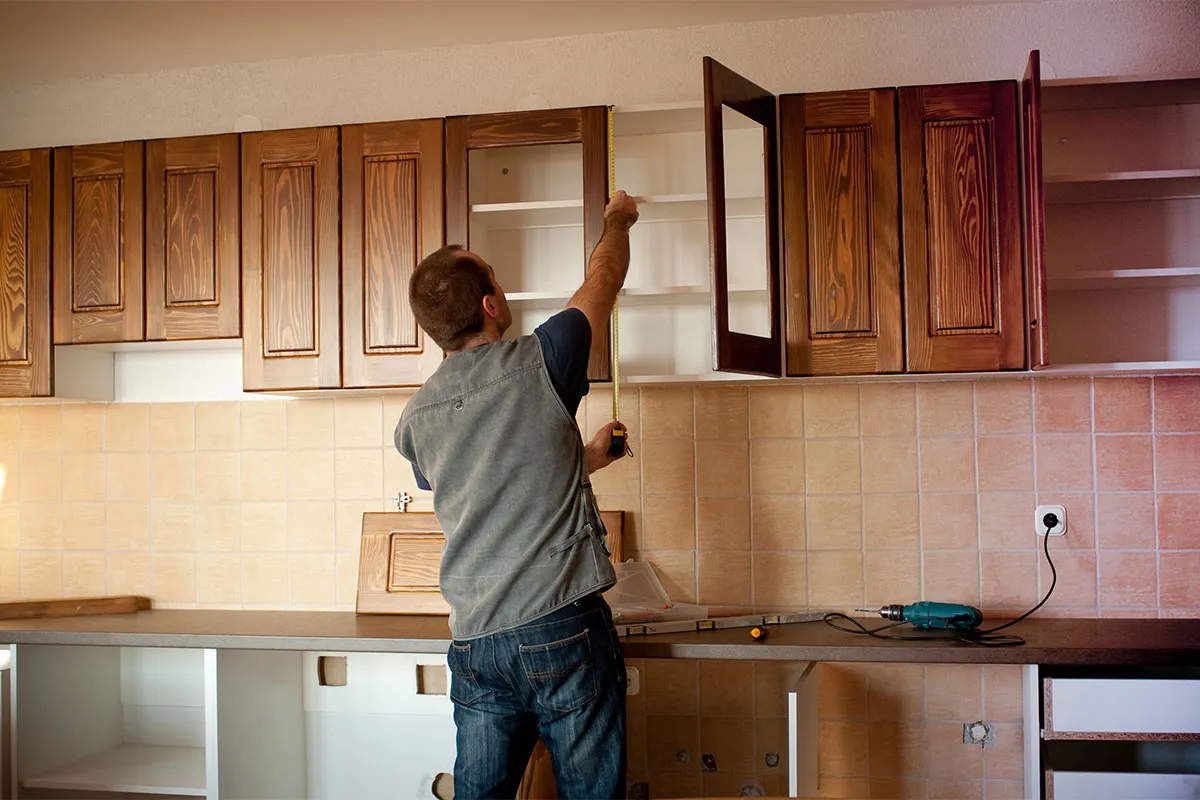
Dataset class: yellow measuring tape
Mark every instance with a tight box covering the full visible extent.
[608,107,620,425]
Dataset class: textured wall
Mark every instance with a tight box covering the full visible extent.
[2,0,1199,149]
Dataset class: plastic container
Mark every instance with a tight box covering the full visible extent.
[604,560,709,624]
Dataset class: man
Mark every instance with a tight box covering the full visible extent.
[395,190,640,800]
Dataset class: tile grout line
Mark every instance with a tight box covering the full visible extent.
[857,383,867,610]
[972,382,984,608]
[1089,377,1100,617]
[1150,377,1161,617]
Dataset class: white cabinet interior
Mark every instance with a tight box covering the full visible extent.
[1042,76,1200,372]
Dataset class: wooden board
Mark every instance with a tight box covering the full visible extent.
[0,595,149,620]
[356,511,623,615]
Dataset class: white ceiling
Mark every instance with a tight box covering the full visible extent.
[0,0,1034,86]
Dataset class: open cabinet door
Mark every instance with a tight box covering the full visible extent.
[703,56,783,376]
[1023,50,1050,368]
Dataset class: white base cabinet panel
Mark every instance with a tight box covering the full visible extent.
[1048,770,1200,799]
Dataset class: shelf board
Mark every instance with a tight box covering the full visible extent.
[1048,267,1200,290]
[469,194,767,229]
[1046,168,1200,183]
[508,285,766,308]
[1039,361,1200,376]
[22,744,206,797]
[470,199,582,213]
[1045,169,1200,204]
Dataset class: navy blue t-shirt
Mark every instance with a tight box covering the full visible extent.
[410,309,592,490]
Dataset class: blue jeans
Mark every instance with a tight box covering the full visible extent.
[447,593,627,800]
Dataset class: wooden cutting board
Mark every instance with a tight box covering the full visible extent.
[356,511,624,615]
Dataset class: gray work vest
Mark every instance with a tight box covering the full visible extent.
[394,334,615,640]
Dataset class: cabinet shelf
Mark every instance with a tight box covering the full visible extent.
[470,194,766,229]
[507,285,766,308]
[1046,168,1200,204]
[1048,267,1200,290]
[22,744,206,797]
[1040,360,1200,375]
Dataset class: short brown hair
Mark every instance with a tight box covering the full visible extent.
[409,245,495,351]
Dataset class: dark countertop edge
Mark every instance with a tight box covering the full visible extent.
[0,630,452,654]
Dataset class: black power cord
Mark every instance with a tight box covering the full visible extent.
[823,513,1060,648]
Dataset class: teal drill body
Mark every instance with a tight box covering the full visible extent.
[878,601,983,630]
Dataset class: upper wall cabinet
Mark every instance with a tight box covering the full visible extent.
[899,81,1026,373]
[341,119,445,388]
[145,134,241,341]
[241,126,341,391]
[445,107,610,381]
[53,142,144,344]
[0,149,52,397]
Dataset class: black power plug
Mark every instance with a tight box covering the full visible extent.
[1042,512,1060,532]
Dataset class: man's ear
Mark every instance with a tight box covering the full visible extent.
[481,293,500,320]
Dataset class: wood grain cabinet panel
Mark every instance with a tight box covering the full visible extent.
[341,119,444,388]
[145,134,240,341]
[899,81,1025,372]
[53,141,144,344]
[0,149,52,396]
[782,89,902,376]
[241,127,341,391]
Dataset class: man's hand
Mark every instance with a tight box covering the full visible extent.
[585,420,626,474]
[604,189,639,230]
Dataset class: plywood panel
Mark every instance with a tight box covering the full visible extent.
[0,148,51,396]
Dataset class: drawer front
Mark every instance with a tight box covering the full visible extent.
[1048,771,1200,800]
[1045,678,1200,738]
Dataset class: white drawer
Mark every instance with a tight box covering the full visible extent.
[1048,771,1200,800]
[1045,678,1200,739]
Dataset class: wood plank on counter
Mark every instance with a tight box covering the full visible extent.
[0,611,1196,665]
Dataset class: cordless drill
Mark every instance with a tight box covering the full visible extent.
[857,601,984,631]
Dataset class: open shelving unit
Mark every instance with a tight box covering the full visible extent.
[22,744,206,797]
[1041,75,1200,372]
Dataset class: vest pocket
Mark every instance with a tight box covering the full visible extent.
[447,642,488,706]
[518,630,598,713]
[547,524,593,557]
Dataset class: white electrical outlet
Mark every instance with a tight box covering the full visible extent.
[627,665,640,696]
[1035,504,1067,536]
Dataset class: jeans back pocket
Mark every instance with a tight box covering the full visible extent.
[448,641,488,706]
[518,629,598,713]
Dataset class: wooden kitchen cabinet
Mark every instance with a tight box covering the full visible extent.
[145,134,241,341]
[0,149,52,397]
[341,119,445,388]
[53,141,145,345]
[241,126,341,391]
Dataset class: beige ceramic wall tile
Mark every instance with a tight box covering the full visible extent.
[20,503,61,549]
[1099,551,1157,609]
[0,550,19,596]
[196,553,242,604]
[700,661,754,717]
[62,452,106,502]
[240,402,287,450]
[20,405,62,451]
[927,780,984,800]
[1097,493,1157,550]
[1158,493,1200,550]
[287,449,336,500]
[63,503,105,550]
[700,714,757,771]
[695,440,748,496]
[240,451,287,502]
[1154,376,1200,433]
[336,552,359,606]
[924,665,982,721]
[0,504,19,549]
[381,395,410,440]
[862,438,918,493]
[804,385,859,438]
[925,721,985,781]
[751,550,806,608]
[150,404,195,451]
[195,402,240,450]
[1039,551,1098,611]
[195,452,241,501]
[917,382,974,436]
[1093,378,1151,433]
[645,715,701,772]
[1035,436,1094,491]
[982,667,1024,724]
[150,505,194,551]
[694,387,748,440]
[923,551,980,604]
[21,551,62,597]
[336,500,382,552]
[242,553,290,604]
[751,494,805,550]
[0,407,19,451]
[750,440,804,494]
[584,387,640,439]
[334,449,384,500]
[63,551,106,596]
[195,503,241,552]
[640,387,694,439]
[107,453,150,502]
[290,553,336,605]
[974,380,1032,435]
[868,720,925,779]
[808,550,864,607]
[1034,379,1092,434]
[107,552,151,595]
[976,436,1034,492]
[242,502,289,552]
[61,404,106,451]
[1095,435,1154,491]
[983,724,1024,781]
[288,502,335,552]
[920,494,978,550]
[644,660,699,716]
[817,664,869,720]
[107,503,150,551]
[639,439,694,494]
[860,383,916,437]
[152,553,196,603]
[806,495,862,550]
[981,551,1039,610]
[818,720,870,777]
[21,453,61,501]
[863,494,919,551]
[978,493,1035,550]
[805,439,860,494]
[0,454,19,503]
[105,404,150,451]
[918,438,975,493]
[696,496,749,550]
[1160,552,1200,610]
[639,495,695,550]
[753,662,794,718]
[748,386,804,438]
[1155,434,1200,491]
[589,446,641,495]
[334,397,384,448]
[697,550,751,607]
[864,551,920,608]
[287,400,336,450]
[643,549,696,603]
[150,452,195,503]
[866,664,925,720]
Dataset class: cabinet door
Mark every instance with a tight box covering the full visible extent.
[0,149,52,397]
[899,82,1025,372]
[53,142,144,344]
[1023,50,1050,368]
[342,119,444,388]
[145,135,240,341]
[241,127,341,391]
[445,107,610,381]
[781,89,902,376]
[703,56,783,376]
